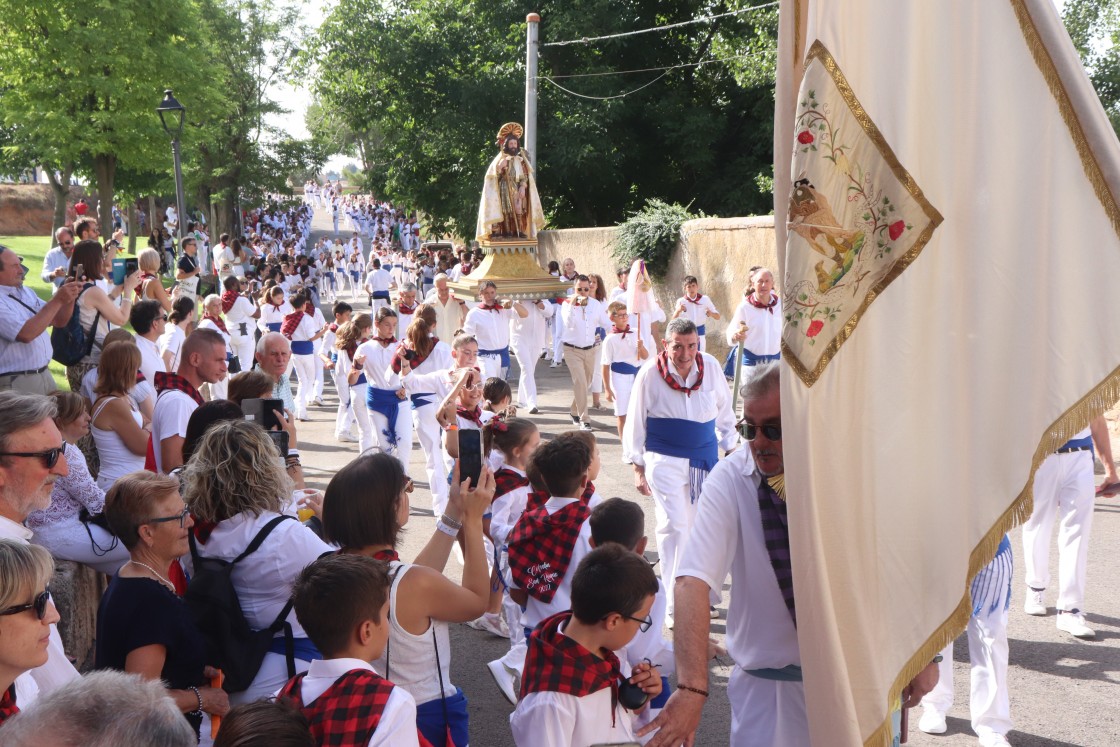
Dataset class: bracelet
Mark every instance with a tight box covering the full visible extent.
[287,449,300,459]
[676,684,709,698]
[435,520,459,538]
[439,513,463,530]
[187,685,203,716]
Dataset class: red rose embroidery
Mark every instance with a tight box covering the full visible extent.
[888,220,905,241]
[806,319,824,338]
[797,131,814,145]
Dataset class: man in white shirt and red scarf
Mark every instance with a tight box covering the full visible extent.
[151,329,228,473]
[623,317,736,622]
[281,290,325,422]
[463,281,527,381]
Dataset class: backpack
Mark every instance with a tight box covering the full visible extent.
[184,515,297,693]
[50,283,100,366]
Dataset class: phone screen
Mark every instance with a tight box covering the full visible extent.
[458,429,483,489]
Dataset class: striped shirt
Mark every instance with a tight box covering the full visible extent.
[0,285,52,374]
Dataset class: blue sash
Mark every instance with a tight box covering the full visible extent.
[291,340,314,355]
[723,347,781,378]
[266,322,281,332]
[267,636,322,663]
[745,664,803,682]
[697,323,706,337]
[610,362,641,376]
[410,392,435,410]
[595,326,606,342]
[1057,435,1093,452]
[350,373,367,386]
[366,386,403,448]
[350,271,360,281]
[371,290,390,300]
[479,346,511,369]
[646,417,718,504]
[416,687,469,747]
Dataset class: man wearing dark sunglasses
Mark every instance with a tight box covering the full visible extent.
[0,392,80,697]
[40,226,76,290]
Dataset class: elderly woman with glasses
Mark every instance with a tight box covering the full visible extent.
[97,471,229,740]
[26,391,129,575]
[0,539,60,726]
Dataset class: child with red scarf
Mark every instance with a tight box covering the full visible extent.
[601,300,649,441]
[278,554,426,747]
[281,289,326,422]
[672,275,721,352]
[510,543,662,745]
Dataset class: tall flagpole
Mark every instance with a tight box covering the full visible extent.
[524,13,540,166]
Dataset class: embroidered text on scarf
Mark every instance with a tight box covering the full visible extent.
[507,501,590,603]
[656,350,704,397]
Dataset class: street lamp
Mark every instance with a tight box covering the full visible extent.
[156,89,187,251]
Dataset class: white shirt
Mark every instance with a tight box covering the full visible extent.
[622,352,737,466]
[365,268,393,295]
[287,658,420,747]
[677,448,800,669]
[559,297,610,348]
[520,496,594,631]
[511,301,554,350]
[40,247,70,289]
[424,293,466,344]
[260,301,293,332]
[224,296,257,338]
[159,325,187,372]
[287,311,320,346]
[490,463,531,548]
[151,389,197,473]
[674,294,719,328]
[355,339,403,391]
[463,305,515,352]
[135,334,166,383]
[726,295,782,356]
[0,285,52,373]
[601,328,645,371]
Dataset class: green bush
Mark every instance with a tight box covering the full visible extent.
[612,199,698,279]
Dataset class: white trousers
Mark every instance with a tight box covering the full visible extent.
[646,452,698,613]
[367,399,414,473]
[728,668,809,747]
[230,335,255,375]
[350,382,375,453]
[609,371,637,416]
[312,343,325,399]
[413,402,449,515]
[31,517,130,576]
[291,353,318,420]
[333,368,355,438]
[513,342,541,409]
[478,352,506,382]
[1023,450,1094,611]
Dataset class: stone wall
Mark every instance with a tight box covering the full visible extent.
[537,215,778,360]
[0,184,86,236]
[51,560,107,671]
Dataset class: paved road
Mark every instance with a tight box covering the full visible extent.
[296,208,1119,746]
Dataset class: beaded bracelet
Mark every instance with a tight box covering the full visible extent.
[677,684,709,698]
[187,685,204,716]
[439,513,463,530]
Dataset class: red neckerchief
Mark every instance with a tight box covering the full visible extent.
[480,303,502,312]
[398,304,416,315]
[328,322,339,333]
[656,350,703,397]
[507,500,591,603]
[390,342,432,374]
[494,467,531,501]
[375,336,396,348]
[457,405,483,427]
[527,480,594,511]
[611,325,631,338]
[154,372,205,406]
[266,300,284,312]
[372,549,399,563]
[747,292,778,314]
[221,289,239,313]
[135,272,158,300]
[685,293,704,305]
[0,684,18,726]
[520,611,623,725]
[203,313,228,335]
[278,669,415,747]
[281,310,304,340]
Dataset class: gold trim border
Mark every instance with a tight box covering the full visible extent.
[862,4,1120,743]
[782,41,945,388]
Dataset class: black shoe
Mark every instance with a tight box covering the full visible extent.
[571,415,580,425]
[529,407,540,414]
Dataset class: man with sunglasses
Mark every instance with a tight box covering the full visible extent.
[0,392,80,703]
[40,227,76,290]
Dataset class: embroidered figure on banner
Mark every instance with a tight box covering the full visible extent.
[782,41,943,387]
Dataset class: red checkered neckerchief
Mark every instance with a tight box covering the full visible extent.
[457,405,483,427]
[281,310,305,340]
[372,549,399,563]
[203,313,228,335]
[520,611,623,724]
[527,481,595,511]
[154,372,205,406]
[279,669,420,747]
[0,684,18,726]
[507,500,590,603]
[221,289,239,313]
[398,304,416,315]
[747,292,778,314]
[390,341,434,374]
[656,350,703,397]
[373,336,396,348]
[494,467,530,501]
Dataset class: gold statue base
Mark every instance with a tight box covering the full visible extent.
[447,238,571,301]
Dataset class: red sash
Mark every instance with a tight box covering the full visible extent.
[203,313,228,335]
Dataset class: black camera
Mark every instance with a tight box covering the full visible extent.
[616,679,649,711]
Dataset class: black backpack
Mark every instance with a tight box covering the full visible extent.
[50,283,100,366]
[184,515,297,693]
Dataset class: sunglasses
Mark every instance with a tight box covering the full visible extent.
[0,589,51,621]
[0,446,64,469]
[147,506,191,528]
[736,419,782,442]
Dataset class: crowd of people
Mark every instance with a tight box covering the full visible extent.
[0,184,1111,747]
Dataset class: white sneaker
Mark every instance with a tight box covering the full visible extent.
[979,734,1012,747]
[468,612,510,639]
[579,422,593,431]
[336,433,358,443]
[1056,611,1095,638]
[918,708,947,734]
[1024,589,1046,616]
[313,396,325,406]
[709,606,719,619]
[487,659,518,705]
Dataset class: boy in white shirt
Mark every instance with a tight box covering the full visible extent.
[601,300,649,442]
[672,275,720,351]
[364,259,395,314]
[278,554,421,747]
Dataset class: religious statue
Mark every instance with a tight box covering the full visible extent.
[476,122,546,243]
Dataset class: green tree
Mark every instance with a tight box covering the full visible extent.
[1063,0,1120,137]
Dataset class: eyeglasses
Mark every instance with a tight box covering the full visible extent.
[736,419,782,442]
[0,446,64,469]
[0,589,51,621]
[147,506,191,528]
[608,612,653,633]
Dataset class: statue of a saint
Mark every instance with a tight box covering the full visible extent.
[476,122,545,242]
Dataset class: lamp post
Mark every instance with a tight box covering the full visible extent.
[156,89,187,250]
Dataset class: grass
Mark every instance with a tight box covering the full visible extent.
[1,234,148,390]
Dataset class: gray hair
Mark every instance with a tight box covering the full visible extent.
[740,361,781,403]
[0,393,58,458]
[202,293,222,311]
[479,280,497,292]
[664,317,698,339]
[1,670,196,747]
[54,225,74,242]
[433,273,449,284]
[400,282,417,293]
[256,331,291,356]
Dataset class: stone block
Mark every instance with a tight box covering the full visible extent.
[50,560,107,672]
